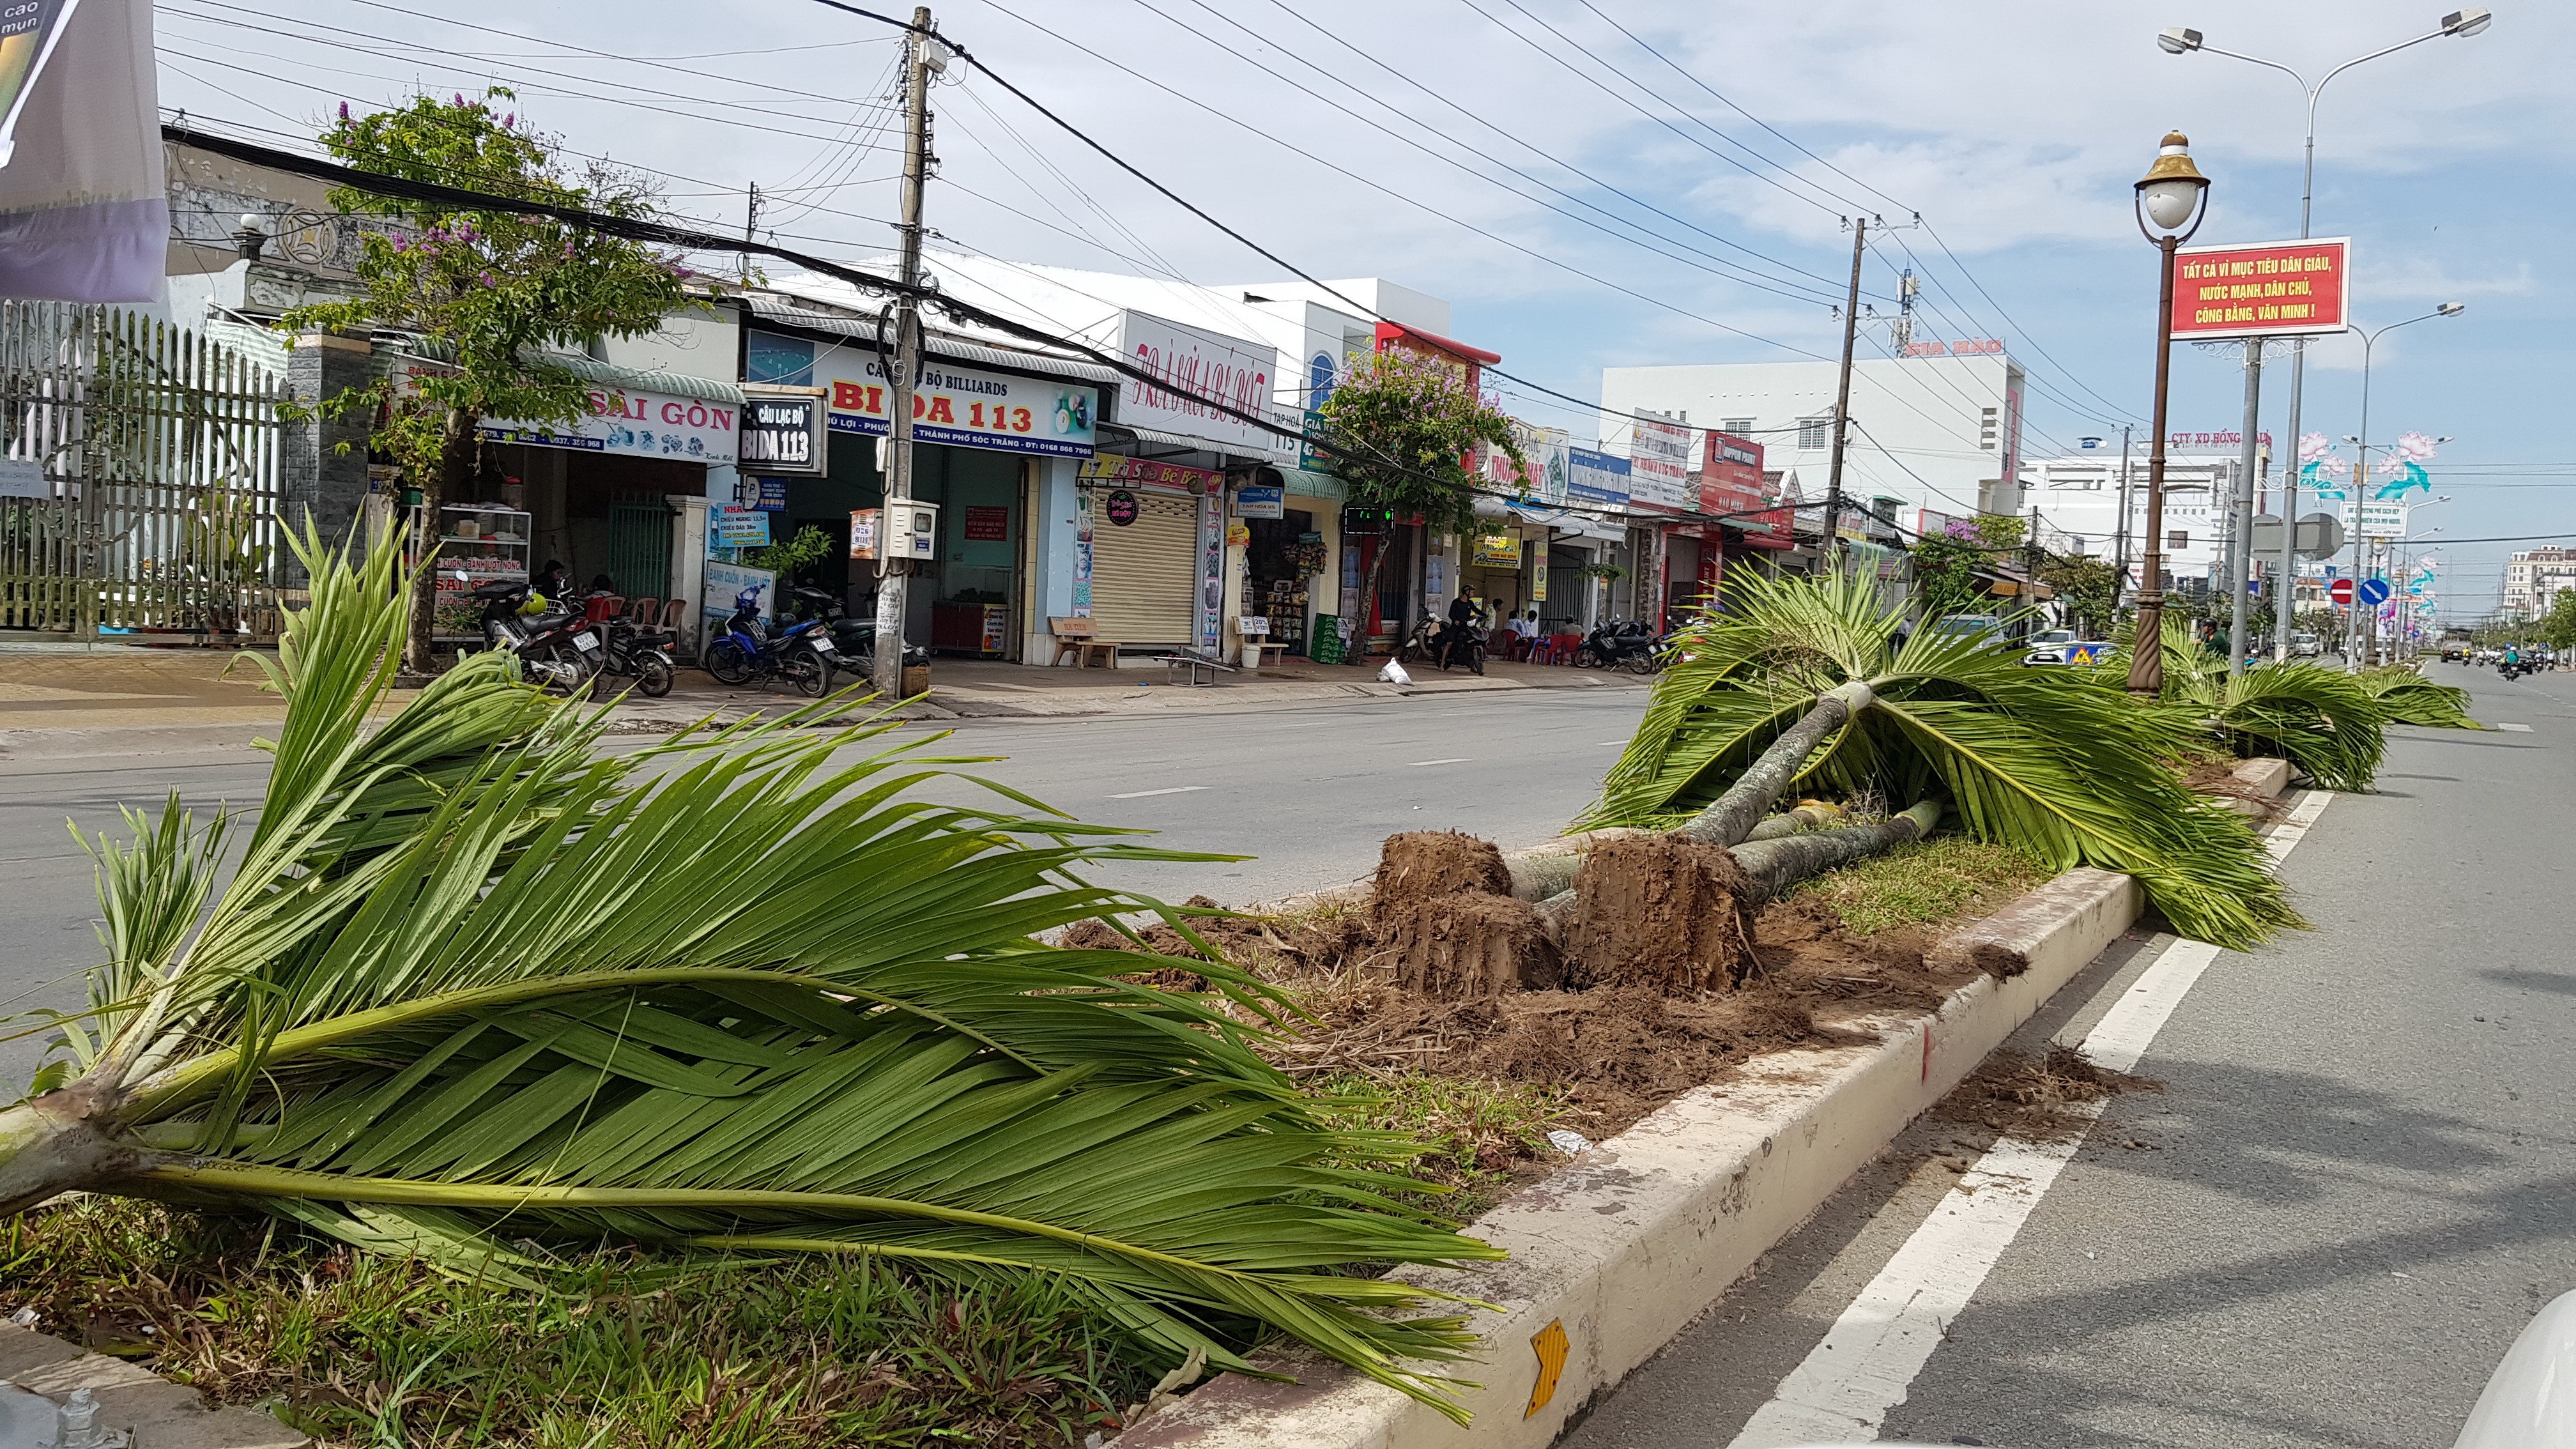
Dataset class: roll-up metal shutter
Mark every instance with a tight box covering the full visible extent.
[1090,491,1199,646]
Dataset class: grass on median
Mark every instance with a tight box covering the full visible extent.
[1787,834,2051,939]
[1,1197,1158,1449]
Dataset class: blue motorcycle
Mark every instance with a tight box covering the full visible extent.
[701,586,838,696]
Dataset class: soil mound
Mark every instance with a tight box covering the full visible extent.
[1372,832,1512,922]
[1563,834,1758,993]
[1379,893,1564,999]
[1933,1046,2161,1141]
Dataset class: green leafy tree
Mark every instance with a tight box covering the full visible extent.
[1313,349,1521,653]
[2543,586,2576,654]
[279,89,706,671]
[2034,553,2120,637]
[1907,514,2025,622]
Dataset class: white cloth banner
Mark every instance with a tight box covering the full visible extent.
[0,0,167,302]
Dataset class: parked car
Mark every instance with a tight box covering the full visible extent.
[1925,613,2005,643]
[2290,631,2324,657]
[2021,630,2113,667]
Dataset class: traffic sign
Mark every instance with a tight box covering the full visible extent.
[2359,578,2392,606]
[2246,512,2347,560]
[2330,578,2354,604]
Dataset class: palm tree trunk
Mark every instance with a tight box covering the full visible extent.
[1678,681,1876,846]
[1728,799,1941,898]
[404,409,477,675]
[0,1084,134,1219]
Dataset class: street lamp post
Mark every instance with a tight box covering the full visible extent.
[2129,131,2212,698]
[2340,305,2464,665]
[2158,9,2492,663]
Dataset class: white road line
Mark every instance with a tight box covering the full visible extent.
[1592,740,1631,747]
[1406,757,1474,766]
[1105,786,1208,799]
[1728,788,2336,1448]
[2496,722,2533,732]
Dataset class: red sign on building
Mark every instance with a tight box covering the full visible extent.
[2170,238,2352,339]
[1698,431,1765,518]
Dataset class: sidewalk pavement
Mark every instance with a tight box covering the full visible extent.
[0,642,1648,758]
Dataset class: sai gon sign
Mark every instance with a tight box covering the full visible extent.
[480,386,739,466]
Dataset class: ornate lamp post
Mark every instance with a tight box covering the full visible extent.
[2128,131,2212,696]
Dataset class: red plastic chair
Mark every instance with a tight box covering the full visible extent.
[583,595,625,625]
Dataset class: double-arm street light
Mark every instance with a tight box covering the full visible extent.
[2128,132,2211,696]
[2340,306,2464,663]
[2157,9,2492,663]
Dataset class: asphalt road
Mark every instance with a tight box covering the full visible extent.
[0,685,1649,1092]
[1565,661,2576,1449]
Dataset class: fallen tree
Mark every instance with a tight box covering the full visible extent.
[0,530,1503,1421]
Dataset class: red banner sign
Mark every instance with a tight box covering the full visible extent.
[2171,238,2351,339]
[1698,430,1765,518]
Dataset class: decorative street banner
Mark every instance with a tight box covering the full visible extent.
[1625,416,1696,512]
[0,0,165,301]
[823,355,1098,458]
[2170,238,2352,339]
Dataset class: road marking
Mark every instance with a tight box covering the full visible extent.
[1728,788,2335,1448]
[1592,740,1631,747]
[2497,722,2533,732]
[1406,756,1474,766]
[1106,786,1208,799]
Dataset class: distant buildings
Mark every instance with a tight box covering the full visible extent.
[2017,448,2257,594]
[2503,547,2576,619]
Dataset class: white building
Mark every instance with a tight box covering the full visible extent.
[1598,354,2028,521]
[2503,547,2576,619]
[2019,450,2258,595]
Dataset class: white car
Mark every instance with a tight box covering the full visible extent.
[2021,630,2112,667]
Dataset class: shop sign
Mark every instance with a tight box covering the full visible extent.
[849,509,879,560]
[703,560,774,619]
[1225,521,1251,547]
[1532,565,1547,602]
[710,506,771,548]
[1471,532,1523,567]
[1298,408,1331,471]
[1080,452,1222,494]
[753,479,789,511]
[1110,310,1276,454]
[1480,420,1570,505]
[1625,416,1696,512]
[1732,505,1799,550]
[737,390,827,475]
[1071,490,1094,617]
[1199,491,1225,656]
[963,505,1010,541]
[1699,431,1765,518]
[1236,483,1284,519]
[1103,489,1140,526]
[2171,238,2352,339]
[1425,556,1447,597]
[1568,447,1631,505]
[481,385,740,465]
[823,356,1098,457]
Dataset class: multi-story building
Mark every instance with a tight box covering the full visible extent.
[2018,450,2258,594]
[1598,353,2028,521]
[2503,548,2576,618]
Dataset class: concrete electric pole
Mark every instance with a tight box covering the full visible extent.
[872,6,942,700]
[1821,217,1869,570]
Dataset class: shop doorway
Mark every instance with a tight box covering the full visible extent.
[1244,509,1317,656]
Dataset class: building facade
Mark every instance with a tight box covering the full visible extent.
[2018,449,2258,595]
[2503,548,2576,620]
[1600,354,2028,523]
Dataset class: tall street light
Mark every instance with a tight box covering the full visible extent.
[2158,8,2492,663]
[2128,130,2211,697]
[2340,304,2464,664]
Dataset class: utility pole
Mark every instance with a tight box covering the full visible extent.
[1822,216,1869,572]
[2225,340,2262,675]
[739,182,760,285]
[872,6,940,701]
[2113,424,2134,605]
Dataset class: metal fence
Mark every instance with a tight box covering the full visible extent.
[0,302,284,638]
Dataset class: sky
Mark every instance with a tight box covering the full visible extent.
[154,0,2575,620]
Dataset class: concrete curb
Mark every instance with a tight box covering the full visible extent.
[1121,867,2144,1448]
[0,1322,305,1448]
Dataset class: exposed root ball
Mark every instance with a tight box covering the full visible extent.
[1565,834,1759,994]
[1380,893,1565,1000]
[1373,831,1512,924]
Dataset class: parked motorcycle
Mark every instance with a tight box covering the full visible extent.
[703,586,838,696]
[467,576,602,698]
[1578,619,1662,673]
[581,594,675,698]
[780,586,929,678]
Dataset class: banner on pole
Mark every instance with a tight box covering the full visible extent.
[2170,238,2351,340]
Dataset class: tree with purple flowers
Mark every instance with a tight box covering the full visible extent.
[280,88,707,670]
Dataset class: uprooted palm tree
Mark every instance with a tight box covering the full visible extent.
[1577,570,2298,949]
[2354,665,2483,730]
[2101,620,2391,792]
[0,530,1501,1420]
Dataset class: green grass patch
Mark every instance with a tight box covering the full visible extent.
[1790,834,2051,937]
[1,1197,1154,1448]
[1308,1072,1574,1221]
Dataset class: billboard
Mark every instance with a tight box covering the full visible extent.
[2171,238,2352,339]
[1699,430,1765,518]
[1625,416,1696,512]
[824,357,1098,459]
[1112,310,1276,454]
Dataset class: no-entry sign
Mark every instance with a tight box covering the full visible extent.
[2172,238,2352,339]
[2330,578,2356,604]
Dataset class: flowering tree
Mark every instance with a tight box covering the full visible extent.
[1312,348,1521,656]
[280,89,707,670]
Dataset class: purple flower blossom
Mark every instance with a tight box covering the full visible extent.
[392,234,408,252]
[502,112,514,128]
[479,271,495,287]
[452,93,467,108]
[338,101,349,121]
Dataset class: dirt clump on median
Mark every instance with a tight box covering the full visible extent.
[1371,831,1514,921]
[1561,833,1758,993]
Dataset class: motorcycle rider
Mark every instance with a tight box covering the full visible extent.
[1435,590,1484,671]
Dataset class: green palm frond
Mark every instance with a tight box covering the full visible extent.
[8,525,1502,1420]
[2212,661,2388,791]
[2356,666,2483,729]
[1583,571,2300,947]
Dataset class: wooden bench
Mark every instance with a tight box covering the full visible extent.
[1048,616,1119,668]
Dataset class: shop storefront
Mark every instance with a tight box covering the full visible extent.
[1234,468,1330,657]
[1076,453,1222,654]
[740,302,1108,661]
